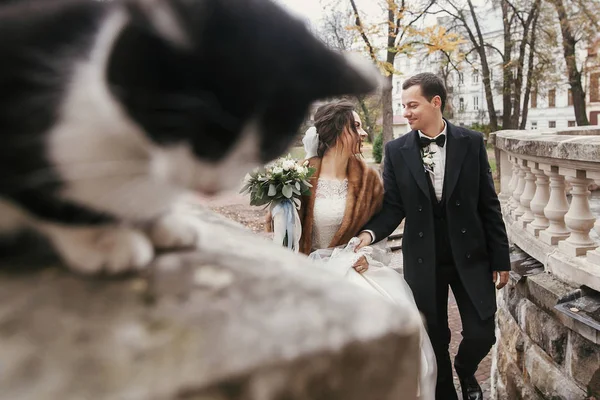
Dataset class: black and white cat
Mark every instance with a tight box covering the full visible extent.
[0,0,378,274]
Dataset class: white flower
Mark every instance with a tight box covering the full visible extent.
[282,160,296,171]
[423,157,434,165]
[272,166,283,175]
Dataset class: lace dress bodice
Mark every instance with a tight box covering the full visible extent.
[312,178,348,250]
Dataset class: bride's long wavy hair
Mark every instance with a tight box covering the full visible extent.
[313,100,362,158]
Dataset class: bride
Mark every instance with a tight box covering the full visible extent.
[296,100,436,399]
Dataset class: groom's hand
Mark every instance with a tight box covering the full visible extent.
[493,271,509,289]
[355,232,372,252]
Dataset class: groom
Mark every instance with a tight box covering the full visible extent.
[357,73,510,400]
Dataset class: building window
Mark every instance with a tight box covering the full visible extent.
[458,73,464,85]
[472,70,479,84]
[549,121,556,128]
[531,121,538,130]
[591,73,600,103]
[568,120,576,127]
[548,89,556,108]
[473,96,479,110]
[531,91,537,108]
[459,97,465,111]
[568,89,573,106]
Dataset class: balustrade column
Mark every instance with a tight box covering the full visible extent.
[587,220,600,265]
[558,169,597,257]
[539,166,571,245]
[512,160,527,220]
[505,156,519,214]
[526,164,550,237]
[500,155,516,205]
[586,171,600,265]
[518,161,536,228]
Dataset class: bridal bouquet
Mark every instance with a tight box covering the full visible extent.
[240,155,316,251]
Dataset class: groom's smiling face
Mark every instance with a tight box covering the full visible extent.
[402,85,442,132]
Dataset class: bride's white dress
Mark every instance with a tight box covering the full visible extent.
[309,178,437,400]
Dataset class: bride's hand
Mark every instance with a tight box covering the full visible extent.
[352,255,369,274]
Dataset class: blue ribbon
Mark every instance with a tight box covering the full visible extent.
[272,199,296,250]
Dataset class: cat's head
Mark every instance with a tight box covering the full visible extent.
[104,0,379,195]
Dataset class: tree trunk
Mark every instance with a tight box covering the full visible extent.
[551,0,589,126]
[512,0,541,129]
[467,0,499,131]
[520,7,540,130]
[356,96,375,142]
[381,75,394,144]
[502,0,514,129]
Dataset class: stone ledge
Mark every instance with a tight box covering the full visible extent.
[502,248,600,346]
[493,128,600,165]
[0,210,422,400]
[506,217,600,295]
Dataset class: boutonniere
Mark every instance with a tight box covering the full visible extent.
[421,147,436,174]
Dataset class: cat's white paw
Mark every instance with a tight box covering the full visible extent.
[44,225,154,274]
[148,213,200,249]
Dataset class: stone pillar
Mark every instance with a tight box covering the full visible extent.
[588,220,600,265]
[526,163,550,237]
[505,157,519,214]
[558,170,598,257]
[499,153,515,207]
[518,161,536,228]
[586,171,600,265]
[512,160,527,220]
[539,166,571,246]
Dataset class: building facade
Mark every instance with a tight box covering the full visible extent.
[391,14,599,136]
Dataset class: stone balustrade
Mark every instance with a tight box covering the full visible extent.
[493,127,600,288]
[491,127,600,399]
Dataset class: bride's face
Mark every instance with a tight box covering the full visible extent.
[336,111,364,156]
[352,112,368,143]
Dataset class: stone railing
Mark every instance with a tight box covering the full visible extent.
[0,202,422,400]
[491,127,600,399]
[493,127,600,288]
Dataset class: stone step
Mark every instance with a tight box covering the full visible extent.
[387,237,403,253]
[387,226,403,253]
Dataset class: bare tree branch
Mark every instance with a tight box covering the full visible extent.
[349,0,378,63]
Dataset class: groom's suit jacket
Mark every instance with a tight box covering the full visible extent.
[363,121,509,321]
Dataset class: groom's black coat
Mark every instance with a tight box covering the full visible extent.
[364,121,509,321]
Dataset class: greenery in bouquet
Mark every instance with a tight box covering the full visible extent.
[240,155,316,208]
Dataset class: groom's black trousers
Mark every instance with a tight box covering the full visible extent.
[427,262,496,400]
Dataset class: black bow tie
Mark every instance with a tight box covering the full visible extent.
[419,134,446,148]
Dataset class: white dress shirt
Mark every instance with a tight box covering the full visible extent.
[363,121,447,244]
[419,121,447,202]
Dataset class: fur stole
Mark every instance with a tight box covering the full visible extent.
[299,156,384,255]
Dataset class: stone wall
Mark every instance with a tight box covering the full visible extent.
[492,257,600,399]
[0,205,423,400]
[491,127,600,400]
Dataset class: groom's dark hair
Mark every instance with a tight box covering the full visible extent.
[403,73,447,113]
